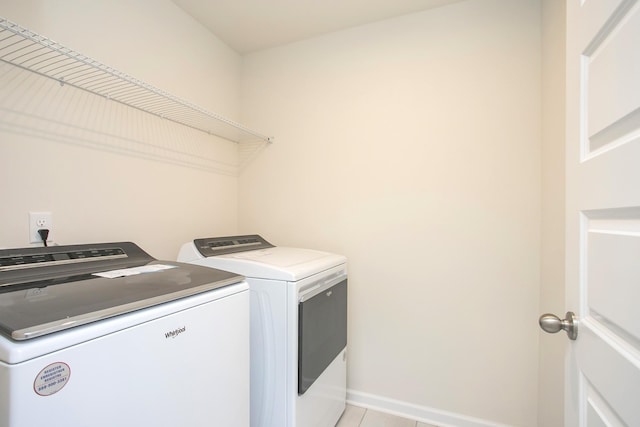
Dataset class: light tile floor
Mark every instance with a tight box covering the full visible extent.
[336,404,439,427]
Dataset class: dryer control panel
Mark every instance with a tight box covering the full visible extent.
[194,235,274,257]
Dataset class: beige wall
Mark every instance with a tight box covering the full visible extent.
[538,1,566,426]
[239,0,542,425]
[0,0,241,260]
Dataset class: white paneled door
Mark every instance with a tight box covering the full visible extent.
[565,0,640,426]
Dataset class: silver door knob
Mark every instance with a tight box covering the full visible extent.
[538,311,578,340]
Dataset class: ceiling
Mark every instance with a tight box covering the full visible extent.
[171,0,464,54]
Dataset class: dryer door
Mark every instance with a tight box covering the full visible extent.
[298,277,347,395]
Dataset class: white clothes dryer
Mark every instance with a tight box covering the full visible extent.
[178,235,347,427]
[0,242,249,427]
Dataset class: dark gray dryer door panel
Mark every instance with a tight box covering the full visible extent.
[298,278,347,395]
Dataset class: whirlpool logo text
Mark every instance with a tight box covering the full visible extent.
[164,326,186,339]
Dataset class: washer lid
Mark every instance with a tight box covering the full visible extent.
[0,242,243,341]
[200,246,346,281]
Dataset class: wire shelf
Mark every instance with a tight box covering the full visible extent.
[0,17,272,144]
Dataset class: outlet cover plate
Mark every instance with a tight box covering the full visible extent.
[29,212,53,244]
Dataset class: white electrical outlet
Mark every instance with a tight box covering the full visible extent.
[29,212,53,244]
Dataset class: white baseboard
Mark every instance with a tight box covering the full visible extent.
[346,389,512,427]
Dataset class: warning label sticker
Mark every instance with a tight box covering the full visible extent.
[93,263,176,279]
[34,362,71,396]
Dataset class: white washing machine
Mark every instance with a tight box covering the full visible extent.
[0,242,249,427]
[178,235,347,427]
